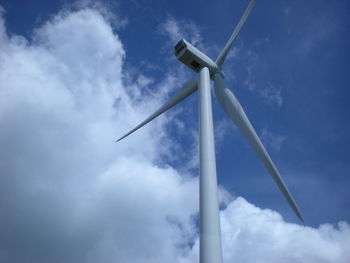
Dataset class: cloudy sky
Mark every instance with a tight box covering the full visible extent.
[0,0,349,262]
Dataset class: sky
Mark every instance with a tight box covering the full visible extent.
[0,0,349,262]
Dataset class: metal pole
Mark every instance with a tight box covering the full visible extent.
[199,67,223,263]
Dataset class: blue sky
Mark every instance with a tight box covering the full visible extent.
[0,0,349,262]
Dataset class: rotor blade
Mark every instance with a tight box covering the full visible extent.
[215,0,256,68]
[116,77,198,142]
[214,74,304,221]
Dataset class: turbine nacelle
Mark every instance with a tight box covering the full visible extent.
[174,39,218,74]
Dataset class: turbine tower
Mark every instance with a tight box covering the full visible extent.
[117,0,303,262]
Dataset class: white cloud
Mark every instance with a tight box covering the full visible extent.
[261,128,287,152]
[214,118,237,147]
[186,197,350,263]
[259,82,283,108]
[0,6,349,263]
[237,48,283,108]
[241,49,259,91]
[159,16,203,48]
[0,8,197,263]
[220,198,350,263]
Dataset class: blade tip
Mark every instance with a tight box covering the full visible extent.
[294,208,304,222]
[298,214,305,223]
[115,137,123,143]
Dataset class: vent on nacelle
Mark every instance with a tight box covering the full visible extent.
[174,40,186,56]
[190,60,200,69]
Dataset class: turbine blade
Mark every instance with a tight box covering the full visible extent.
[116,77,198,142]
[214,74,304,221]
[215,0,256,68]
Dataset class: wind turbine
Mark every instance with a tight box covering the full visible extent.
[116,0,303,262]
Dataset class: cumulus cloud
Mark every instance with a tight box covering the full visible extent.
[0,8,197,263]
[219,198,350,263]
[0,6,349,263]
[186,198,350,263]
